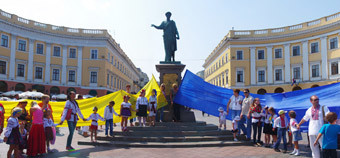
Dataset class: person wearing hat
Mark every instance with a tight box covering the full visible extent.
[273,110,289,153]
[104,101,119,136]
[218,107,227,130]
[4,107,23,158]
[232,116,241,141]
[85,107,105,142]
[136,89,148,126]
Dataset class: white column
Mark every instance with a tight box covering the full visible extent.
[27,39,35,82]
[266,46,273,84]
[302,41,309,81]
[77,46,83,86]
[250,47,256,85]
[284,44,291,82]
[61,45,67,84]
[9,35,17,79]
[45,43,51,83]
[321,36,328,79]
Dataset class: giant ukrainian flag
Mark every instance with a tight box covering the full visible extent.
[1,75,167,127]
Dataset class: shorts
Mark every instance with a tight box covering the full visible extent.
[271,128,277,135]
[232,129,239,133]
[292,131,302,141]
[219,120,226,124]
[263,123,272,134]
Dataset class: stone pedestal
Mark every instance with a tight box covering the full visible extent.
[155,63,195,122]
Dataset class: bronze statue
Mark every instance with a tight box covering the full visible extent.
[152,12,180,62]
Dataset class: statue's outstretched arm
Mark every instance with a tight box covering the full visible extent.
[151,22,164,30]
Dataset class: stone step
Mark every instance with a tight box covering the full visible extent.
[78,140,252,148]
[111,130,233,137]
[96,135,246,142]
[134,121,206,127]
[127,124,217,131]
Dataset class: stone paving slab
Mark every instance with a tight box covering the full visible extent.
[0,109,338,158]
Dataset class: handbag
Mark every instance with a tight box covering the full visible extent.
[65,108,72,120]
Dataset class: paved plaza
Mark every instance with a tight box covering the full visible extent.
[1,110,339,158]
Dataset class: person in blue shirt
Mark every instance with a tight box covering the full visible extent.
[314,112,340,158]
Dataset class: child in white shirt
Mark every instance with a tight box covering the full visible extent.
[232,116,240,141]
[218,107,227,130]
[85,107,105,142]
[289,110,302,156]
[43,109,59,152]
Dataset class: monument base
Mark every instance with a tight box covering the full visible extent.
[159,61,181,64]
[155,63,196,122]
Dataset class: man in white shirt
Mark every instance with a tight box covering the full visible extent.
[239,89,253,140]
[297,95,330,158]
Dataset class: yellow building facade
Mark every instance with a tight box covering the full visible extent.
[0,9,141,96]
[203,12,340,94]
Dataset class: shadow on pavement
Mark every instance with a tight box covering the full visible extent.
[43,146,123,158]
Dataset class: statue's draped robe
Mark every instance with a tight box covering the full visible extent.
[158,20,178,62]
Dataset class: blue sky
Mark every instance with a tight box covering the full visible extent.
[2,0,340,80]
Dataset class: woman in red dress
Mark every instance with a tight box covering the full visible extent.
[27,101,46,156]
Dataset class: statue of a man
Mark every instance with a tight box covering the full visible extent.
[152,12,180,62]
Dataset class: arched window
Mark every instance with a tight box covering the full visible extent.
[0,81,8,92]
[274,87,284,93]
[67,87,76,94]
[15,83,25,92]
[50,86,60,95]
[257,88,267,95]
[32,84,45,93]
[292,86,302,91]
[89,90,97,96]
[311,84,319,88]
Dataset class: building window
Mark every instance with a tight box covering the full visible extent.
[331,62,338,75]
[18,40,26,51]
[293,67,301,79]
[226,55,228,63]
[236,70,243,82]
[90,72,97,83]
[274,48,282,58]
[36,43,44,54]
[222,57,224,64]
[330,37,338,49]
[111,56,114,64]
[1,35,8,47]
[114,77,116,88]
[311,42,319,53]
[0,61,6,74]
[52,69,60,81]
[275,69,283,81]
[236,51,243,60]
[68,70,75,82]
[312,65,319,77]
[258,70,265,82]
[69,48,76,58]
[107,53,110,62]
[53,46,61,57]
[35,67,42,79]
[258,50,265,60]
[91,49,98,59]
[292,46,300,56]
[117,61,120,69]
[111,76,113,87]
[17,64,25,77]
[107,74,110,85]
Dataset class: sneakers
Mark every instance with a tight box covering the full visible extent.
[274,148,281,152]
[290,149,296,155]
[66,146,75,151]
[234,138,238,141]
[294,150,300,156]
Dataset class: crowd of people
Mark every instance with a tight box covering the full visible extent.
[219,88,340,158]
[0,81,175,158]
